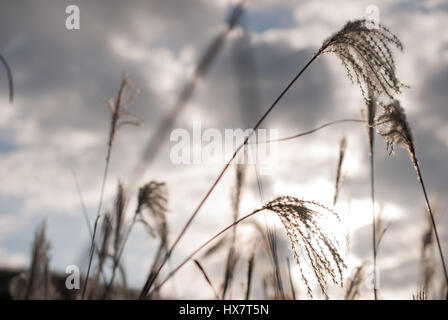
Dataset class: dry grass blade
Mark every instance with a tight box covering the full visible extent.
[193,260,220,300]
[263,196,346,298]
[333,137,347,207]
[245,243,257,300]
[0,53,14,104]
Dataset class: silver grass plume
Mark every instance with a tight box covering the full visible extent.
[376,100,415,156]
[262,196,346,298]
[376,100,448,292]
[136,181,169,245]
[105,74,142,148]
[321,19,406,101]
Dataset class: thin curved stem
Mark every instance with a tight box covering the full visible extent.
[370,150,378,300]
[250,119,366,144]
[412,154,448,293]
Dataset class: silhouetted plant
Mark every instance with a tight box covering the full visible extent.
[377,100,448,291]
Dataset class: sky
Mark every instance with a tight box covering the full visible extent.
[1,0,448,299]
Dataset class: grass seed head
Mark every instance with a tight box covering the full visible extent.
[263,196,346,298]
[376,100,415,156]
[321,19,406,101]
[136,181,169,245]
